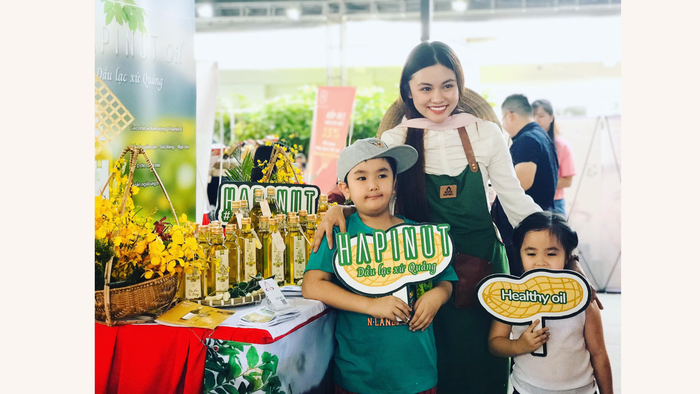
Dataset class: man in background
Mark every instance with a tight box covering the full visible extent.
[493,94,559,275]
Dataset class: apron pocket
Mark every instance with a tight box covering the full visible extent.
[453,253,492,309]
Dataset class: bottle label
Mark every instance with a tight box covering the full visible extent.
[261,200,272,218]
[293,235,306,280]
[244,239,257,279]
[215,250,229,293]
[251,229,262,249]
[185,269,202,299]
[271,240,285,282]
[272,231,286,251]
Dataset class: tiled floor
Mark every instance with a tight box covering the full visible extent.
[598,293,621,394]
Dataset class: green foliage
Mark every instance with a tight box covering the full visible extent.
[103,0,148,34]
[205,340,286,394]
[349,86,395,141]
[225,146,254,183]
[233,86,394,154]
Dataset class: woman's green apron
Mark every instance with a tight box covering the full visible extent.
[427,164,510,393]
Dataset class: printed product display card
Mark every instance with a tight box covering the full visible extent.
[156,300,235,330]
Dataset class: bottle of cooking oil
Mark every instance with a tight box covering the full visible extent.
[285,216,306,285]
[224,223,240,286]
[317,194,329,213]
[267,218,286,284]
[205,224,229,296]
[257,217,270,277]
[239,199,250,218]
[265,186,280,217]
[178,224,204,300]
[197,224,211,259]
[317,212,326,227]
[250,189,265,232]
[298,209,308,233]
[305,214,317,260]
[276,213,288,237]
[227,200,242,233]
[238,218,258,282]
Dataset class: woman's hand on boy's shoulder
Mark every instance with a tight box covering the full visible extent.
[312,205,349,253]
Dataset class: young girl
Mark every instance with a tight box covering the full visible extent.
[488,211,613,394]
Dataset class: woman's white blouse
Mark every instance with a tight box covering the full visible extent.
[381,120,541,228]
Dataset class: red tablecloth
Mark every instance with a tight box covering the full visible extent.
[95,301,331,394]
[95,324,209,394]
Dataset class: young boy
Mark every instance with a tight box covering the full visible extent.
[302,138,458,394]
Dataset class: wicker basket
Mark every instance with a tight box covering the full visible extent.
[95,146,183,326]
[95,271,180,323]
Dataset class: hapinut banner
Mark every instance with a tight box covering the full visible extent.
[332,223,455,297]
[94,0,197,221]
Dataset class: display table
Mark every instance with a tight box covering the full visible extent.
[95,298,336,394]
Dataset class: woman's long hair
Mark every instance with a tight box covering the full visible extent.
[394,42,465,223]
[532,99,561,143]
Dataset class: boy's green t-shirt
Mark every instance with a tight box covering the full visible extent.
[305,213,458,394]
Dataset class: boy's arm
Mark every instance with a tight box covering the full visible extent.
[488,319,550,357]
[302,270,412,322]
[584,303,614,394]
[408,281,452,332]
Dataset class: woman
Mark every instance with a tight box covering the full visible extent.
[532,99,576,218]
[312,41,541,393]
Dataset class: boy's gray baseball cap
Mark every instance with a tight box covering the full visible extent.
[336,138,418,181]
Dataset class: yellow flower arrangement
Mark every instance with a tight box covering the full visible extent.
[95,159,206,288]
[257,144,304,184]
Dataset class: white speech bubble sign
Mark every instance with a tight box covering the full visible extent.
[477,268,591,357]
[332,223,454,297]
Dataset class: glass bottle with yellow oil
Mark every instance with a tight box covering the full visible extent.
[298,209,308,233]
[177,224,204,300]
[239,199,250,218]
[317,194,329,213]
[237,218,258,282]
[265,186,280,217]
[276,213,288,237]
[205,224,229,296]
[305,214,317,260]
[250,189,265,232]
[285,216,306,285]
[267,218,286,285]
[256,216,270,277]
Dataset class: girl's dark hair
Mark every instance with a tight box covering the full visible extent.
[512,211,579,270]
[395,41,465,222]
[531,99,556,143]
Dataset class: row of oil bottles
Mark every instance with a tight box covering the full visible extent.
[178,186,330,301]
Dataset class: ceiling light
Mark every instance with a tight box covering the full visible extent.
[197,4,214,19]
[286,7,301,21]
[452,1,468,13]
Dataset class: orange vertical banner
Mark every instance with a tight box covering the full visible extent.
[306,86,356,193]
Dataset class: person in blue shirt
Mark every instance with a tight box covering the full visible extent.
[302,138,458,394]
[493,93,559,276]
